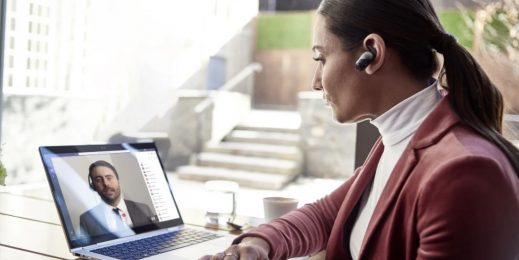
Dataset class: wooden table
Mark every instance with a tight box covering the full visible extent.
[0,185,256,259]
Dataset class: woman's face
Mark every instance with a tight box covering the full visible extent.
[311,15,376,123]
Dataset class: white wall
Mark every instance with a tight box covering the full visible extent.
[1,0,259,184]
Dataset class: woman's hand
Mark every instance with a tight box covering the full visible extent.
[199,237,270,260]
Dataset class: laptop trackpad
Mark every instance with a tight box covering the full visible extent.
[144,236,235,260]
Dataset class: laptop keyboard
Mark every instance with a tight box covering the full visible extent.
[92,228,223,260]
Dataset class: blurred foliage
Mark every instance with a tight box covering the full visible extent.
[256,11,477,50]
[470,0,519,116]
[438,10,476,48]
[475,0,519,61]
[0,162,6,185]
[255,5,518,57]
[257,13,313,49]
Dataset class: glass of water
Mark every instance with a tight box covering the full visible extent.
[204,180,239,226]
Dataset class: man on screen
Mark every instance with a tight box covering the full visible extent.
[79,160,155,238]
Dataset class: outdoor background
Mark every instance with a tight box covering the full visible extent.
[0,0,517,186]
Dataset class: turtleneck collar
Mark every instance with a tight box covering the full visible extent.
[370,80,441,147]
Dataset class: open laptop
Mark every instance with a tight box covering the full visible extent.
[39,142,234,260]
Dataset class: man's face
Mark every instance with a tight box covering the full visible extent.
[91,166,121,206]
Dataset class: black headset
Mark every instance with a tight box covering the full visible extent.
[355,45,377,71]
[88,174,96,191]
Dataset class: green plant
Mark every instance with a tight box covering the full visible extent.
[469,0,519,139]
[438,9,476,48]
[0,161,6,185]
[257,12,313,49]
[473,0,519,61]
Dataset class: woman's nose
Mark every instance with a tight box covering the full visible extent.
[312,64,323,91]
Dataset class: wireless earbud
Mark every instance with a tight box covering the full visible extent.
[355,45,377,71]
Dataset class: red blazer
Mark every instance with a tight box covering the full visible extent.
[237,97,519,260]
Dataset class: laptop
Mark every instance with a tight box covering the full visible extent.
[39,142,234,260]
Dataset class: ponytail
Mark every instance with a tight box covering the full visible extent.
[434,33,519,178]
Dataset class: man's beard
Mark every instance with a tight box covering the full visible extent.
[99,187,120,205]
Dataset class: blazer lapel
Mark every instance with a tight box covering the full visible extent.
[357,147,418,259]
[357,96,460,259]
[327,139,384,259]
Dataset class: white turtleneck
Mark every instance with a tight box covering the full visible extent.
[349,81,441,259]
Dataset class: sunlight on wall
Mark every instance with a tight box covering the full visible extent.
[1,0,259,184]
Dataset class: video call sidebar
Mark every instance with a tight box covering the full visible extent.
[136,151,179,221]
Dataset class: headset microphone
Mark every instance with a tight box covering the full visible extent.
[355,46,377,71]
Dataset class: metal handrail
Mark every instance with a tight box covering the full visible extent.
[194,62,263,154]
[194,63,262,114]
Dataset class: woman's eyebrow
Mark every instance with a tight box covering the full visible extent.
[312,45,324,52]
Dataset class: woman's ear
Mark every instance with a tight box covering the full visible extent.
[363,33,385,75]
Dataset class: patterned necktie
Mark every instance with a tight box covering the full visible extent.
[112,208,127,230]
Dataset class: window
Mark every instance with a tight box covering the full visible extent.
[8,75,13,87]
[2,0,259,185]
[10,17,15,30]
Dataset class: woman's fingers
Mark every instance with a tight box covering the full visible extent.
[199,243,267,260]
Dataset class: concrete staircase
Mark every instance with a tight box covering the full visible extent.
[176,110,302,189]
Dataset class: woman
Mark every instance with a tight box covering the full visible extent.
[201,0,519,259]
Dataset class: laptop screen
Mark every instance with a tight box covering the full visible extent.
[39,143,183,249]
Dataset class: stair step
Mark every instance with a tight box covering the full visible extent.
[195,153,299,175]
[226,130,301,146]
[205,142,302,160]
[235,124,300,134]
[175,166,295,190]
[239,109,301,131]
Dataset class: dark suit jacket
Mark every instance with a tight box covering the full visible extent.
[79,199,154,238]
[238,96,519,260]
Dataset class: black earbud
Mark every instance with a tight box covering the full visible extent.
[355,45,377,71]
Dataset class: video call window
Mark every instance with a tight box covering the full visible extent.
[43,147,179,246]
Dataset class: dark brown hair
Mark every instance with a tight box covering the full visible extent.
[318,0,519,177]
[88,160,119,180]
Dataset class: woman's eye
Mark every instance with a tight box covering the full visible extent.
[312,56,324,63]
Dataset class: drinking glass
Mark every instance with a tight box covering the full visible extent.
[204,180,239,225]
